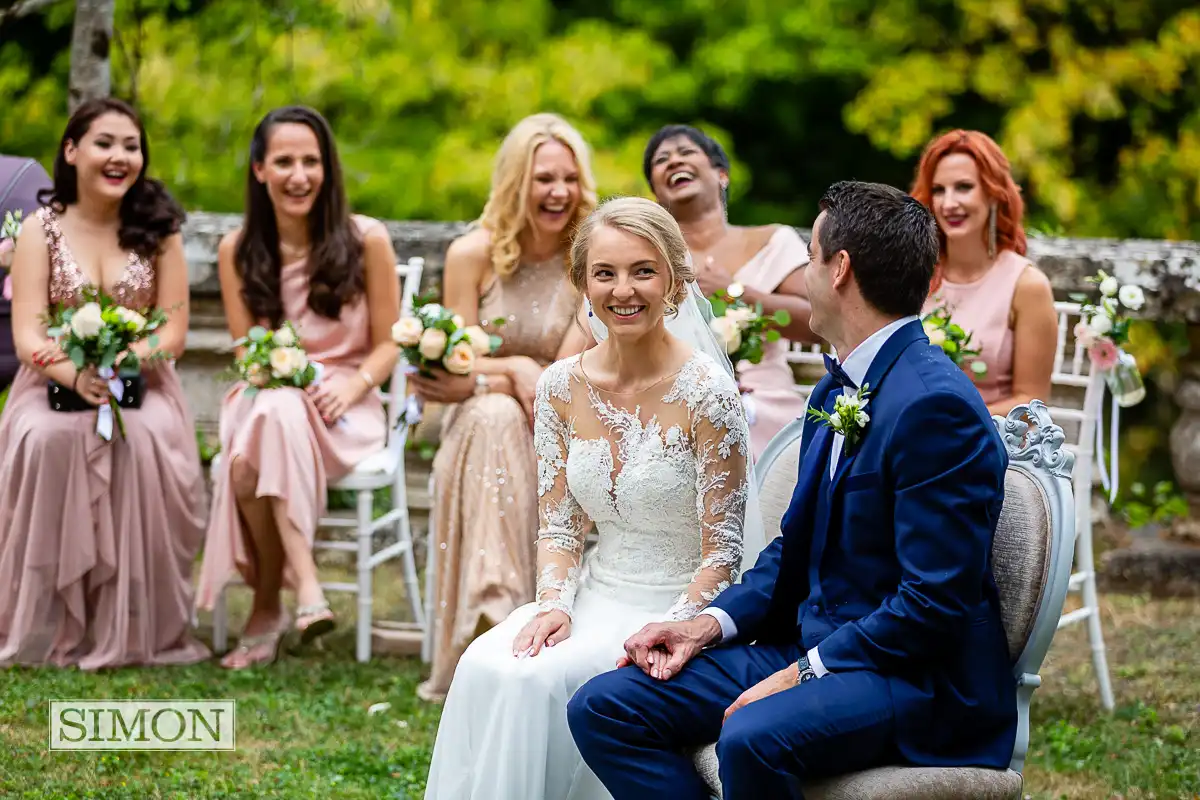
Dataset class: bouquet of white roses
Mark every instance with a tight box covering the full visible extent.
[922,303,987,380]
[391,298,501,377]
[45,288,169,440]
[0,210,22,301]
[707,282,791,365]
[390,296,503,427]
[1073,269,1145,407]
[228,321,319,398]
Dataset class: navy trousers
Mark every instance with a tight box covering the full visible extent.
[567,643,897,799]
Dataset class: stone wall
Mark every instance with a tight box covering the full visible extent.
[178,210,1200,434]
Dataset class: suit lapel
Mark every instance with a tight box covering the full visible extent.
[827,319,926,496]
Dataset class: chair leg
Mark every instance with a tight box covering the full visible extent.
[356,488,374,664]
[213,586,228,653]
[394,476,425,629]
[1076,512,1116,711]
[421,475,437,665]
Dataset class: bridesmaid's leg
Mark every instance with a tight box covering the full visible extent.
[221,456,289,668]
[271,497,334,639]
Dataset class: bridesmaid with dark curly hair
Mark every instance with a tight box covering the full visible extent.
[196,106,401,669]
[0,97,209,669]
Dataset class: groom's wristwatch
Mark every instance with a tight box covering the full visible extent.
[795,654,817,685]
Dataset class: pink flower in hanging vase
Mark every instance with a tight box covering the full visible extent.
[1088,338,1120,370]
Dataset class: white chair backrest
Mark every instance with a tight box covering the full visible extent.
[991,400,1076,772]
[1045,301,1104,462]
[384,257,425,448]
[754,418,805,542]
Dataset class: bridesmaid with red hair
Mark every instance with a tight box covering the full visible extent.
[911,129,1057,416]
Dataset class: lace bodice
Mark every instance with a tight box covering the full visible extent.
[533,351,751,620]
[38,207,157,309]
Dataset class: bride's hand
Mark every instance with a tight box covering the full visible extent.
[512,609,571,658]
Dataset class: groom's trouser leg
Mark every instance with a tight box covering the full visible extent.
[717,670,896,799]
[567,643,799,799]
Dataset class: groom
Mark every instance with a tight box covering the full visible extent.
[567,181,1016,797]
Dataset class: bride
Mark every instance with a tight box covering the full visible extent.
[423,196,769,800]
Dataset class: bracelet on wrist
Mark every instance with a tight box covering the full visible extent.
[359,370,375,390]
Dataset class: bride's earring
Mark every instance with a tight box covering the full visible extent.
[987,203,998,259]
[587,299,593,318]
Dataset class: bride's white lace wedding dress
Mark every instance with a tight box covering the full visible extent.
[424,349,753,800]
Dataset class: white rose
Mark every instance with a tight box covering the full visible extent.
[726,282,746,299]
[69,302,104,338]
[442,342,475,375]
[115,306,147,332]
[1099,276,1119,297]
[724,307,754,326]
[451,313,465,329]
[1118,284,1145,311]
[462,325,491,356]
[1088,313,1113,336]
[926,328,947,347]
[418,303,444,320]
[710,316,742,355]
[269,346,308,378]
[418,327,448,360]
[391,317,424,347]
[273,325,296,347]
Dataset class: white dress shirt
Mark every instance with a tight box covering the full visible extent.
[701,316,920,678]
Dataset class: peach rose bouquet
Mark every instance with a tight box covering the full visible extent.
[227,321,320,398]
[391,298,501,378]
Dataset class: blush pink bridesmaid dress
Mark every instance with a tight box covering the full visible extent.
[0,207,210,669]
[195,217,388,609]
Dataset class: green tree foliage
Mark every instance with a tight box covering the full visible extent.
[1,0,1198,238]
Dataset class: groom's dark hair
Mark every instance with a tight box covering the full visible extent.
[817,181,939,317]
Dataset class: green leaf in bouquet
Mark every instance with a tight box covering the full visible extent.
[947,323,966,339]
[247,326,269,343]
[488,334,503,352]
[942,339,960,355]
[99,341,121,370]
[491,316,507,327]
[709,298,728,316]
[772,309,791,326]
[753,302,765,315]
[448,328,467,346]
[1068,292,1089,303]
[68,344,85,369]
[764,329,781,342]
[244,386,259,399]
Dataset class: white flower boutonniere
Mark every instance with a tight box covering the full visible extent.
[807,384,872,452]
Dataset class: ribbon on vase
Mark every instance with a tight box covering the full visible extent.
[1093,382,1120,503]
[95,366,125,441]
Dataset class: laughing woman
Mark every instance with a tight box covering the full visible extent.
[195,106,401,668]
[644,125,816,457]
[416,113,596,701]
[0,98,209,668]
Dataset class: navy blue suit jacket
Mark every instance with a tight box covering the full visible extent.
[709,319,1017,769]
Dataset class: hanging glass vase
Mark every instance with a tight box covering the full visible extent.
[1103,348,1146,408]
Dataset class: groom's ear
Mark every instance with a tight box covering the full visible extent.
[830,251,853,290]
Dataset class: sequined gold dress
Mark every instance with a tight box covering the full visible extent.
[422,254,579,697]
[0,207,209,669]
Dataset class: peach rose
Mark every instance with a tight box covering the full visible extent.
[391,317,424,347]
[462,325,491,356]
[442,342,475,375]
[418,327,448,360]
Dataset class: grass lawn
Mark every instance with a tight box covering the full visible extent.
[1,587,1197,799]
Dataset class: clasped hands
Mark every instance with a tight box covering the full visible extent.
[617,616,801,723]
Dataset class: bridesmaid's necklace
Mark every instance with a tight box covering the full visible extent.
[279,241,310,262]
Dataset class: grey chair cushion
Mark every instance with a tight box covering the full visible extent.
[691,745,1021,799]
[992,467,1052,661]
[759,435,802,542]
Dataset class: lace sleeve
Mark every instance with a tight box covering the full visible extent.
[668,373,750,620]
[533,365,590,619]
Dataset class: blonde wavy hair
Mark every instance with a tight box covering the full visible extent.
[478,113,598,278]
[569,197,694,317]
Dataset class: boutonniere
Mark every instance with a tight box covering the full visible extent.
[807,384,872,452]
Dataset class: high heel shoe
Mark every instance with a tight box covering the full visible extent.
[294,601,336,650]
[220,626,288,669]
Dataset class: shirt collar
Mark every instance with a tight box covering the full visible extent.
[838,315,920,388]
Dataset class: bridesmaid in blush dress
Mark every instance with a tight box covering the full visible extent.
[195,106,401,668]
[0,98,209,669]
[645,124,818,456]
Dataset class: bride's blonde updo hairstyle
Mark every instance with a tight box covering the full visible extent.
[568,196,695,317]
[479,113,598,278]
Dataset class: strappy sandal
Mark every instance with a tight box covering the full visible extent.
[220,626,288,670]
[293,601,336,650]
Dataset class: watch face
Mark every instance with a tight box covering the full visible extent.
[799,670,816,683]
